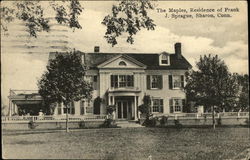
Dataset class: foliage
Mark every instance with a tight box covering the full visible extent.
[185,54,240,111]
[138,104,148,115]
[174,119,182,128]
[143,116,157,127]
[106,105,116,114]
[1,0,157,46]
[237,74,249,111]
[78,121,86,129]
[28,120,38,129]
[1,104,8,116]
[38,51,93,107]
[160,116,168,126]
[100,117,118,128]
[1,0,83,37]
[217,117,222,126]
[140,95,152,126]
[38,51,92,132]
[139,95,151,114]
[102,0,156,46]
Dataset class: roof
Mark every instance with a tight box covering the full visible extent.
[49,51,192,70]
[84,52,192,70]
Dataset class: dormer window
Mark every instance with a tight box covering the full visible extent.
[119,61,127,66]
[159,53,170,66]
[162,54,168,64]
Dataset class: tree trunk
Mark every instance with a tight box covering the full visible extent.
[66,104,69,132]
[212,105,215,130]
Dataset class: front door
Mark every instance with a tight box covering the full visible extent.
[116,100,132,120]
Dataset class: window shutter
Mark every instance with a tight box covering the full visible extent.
[158,75,163,89]
[182,99,186,113]
[147,75,151,89]
[111,75,114,87]
[169,99,173,113]
[160,99,164,113]
[181,75,184,88]
[169,75,173,89]
[114,75,118,88]
[131,75,134,87]
[93,76,97,82]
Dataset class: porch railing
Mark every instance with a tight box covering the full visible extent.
[1,115,106,122]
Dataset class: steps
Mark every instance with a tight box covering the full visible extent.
[116,120,144,128]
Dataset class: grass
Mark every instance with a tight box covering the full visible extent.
[2,127,250,159]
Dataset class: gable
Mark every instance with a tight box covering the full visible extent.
[97,55,146,69]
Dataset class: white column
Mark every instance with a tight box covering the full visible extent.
[112,96,115,105]
[112,96,116,120]
[13,103,16,115]
[9,100,12,116]
[138,96,141,119]
[84,101,86,115]
[108,95,111,106]
[134,96,138,120]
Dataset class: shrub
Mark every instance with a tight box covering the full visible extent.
[100,117,118,128]
[28,120,38,129]
[78,121,86,128]
[143,116,158,127]
[160,116,168,126]
[106,105,116,114]
[174,119,182,128]
[217,117,222,126]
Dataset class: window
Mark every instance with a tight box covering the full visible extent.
[62,102,75,114]
[86,100,93,114]
[80,100,85,115]
[111,75,134,88]
[159,53,170,65]
[174,99,181,112]
[147,75,163,89]
[58,103,62,115]
[169,99,185,113]
[169,75,184,89]
[119,61,127,66]
[152,99,163,113]
[161,54,169,64]
[173,75,182,88]
[93,76,97,82]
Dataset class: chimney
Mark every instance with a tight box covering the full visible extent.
[94,46,100,53]
[174,42,182,59]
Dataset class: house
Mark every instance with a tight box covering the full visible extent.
[49,43,192,120]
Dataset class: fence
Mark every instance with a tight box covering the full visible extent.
[165,112,249,120]
[1,112,249,122]
[1,114,106,123]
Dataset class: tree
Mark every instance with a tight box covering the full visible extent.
[185,54,240,129]
[1,0,156,45]
[102,0,156,46]
[138,95,151,125]
[237,74,249,111]
[1,0,83,37]
[38,51,93,132]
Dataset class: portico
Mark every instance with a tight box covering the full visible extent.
[108,88,141,120]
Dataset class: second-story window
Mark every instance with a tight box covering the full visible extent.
[147,75,163,89]
[111,75,134,88]
[169,75,184,89]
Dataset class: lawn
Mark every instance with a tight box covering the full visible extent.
[2,127,250,159]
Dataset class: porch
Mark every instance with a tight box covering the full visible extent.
[107,88,142,121]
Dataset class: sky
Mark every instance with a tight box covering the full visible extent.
[1,1,248,107]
